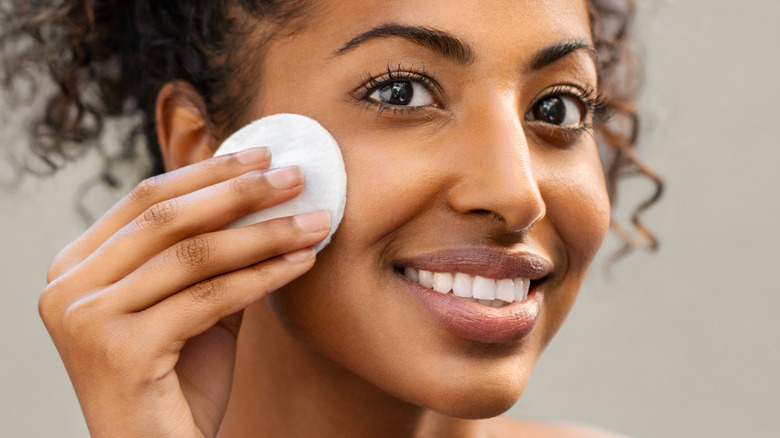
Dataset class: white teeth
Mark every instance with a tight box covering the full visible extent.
[418,269,434,289]
[402,267,532,308]
[513,278,530,302]
[523,278,530,299]
[514,279,524,302]
[432,272,454,294]
[452,273,474,298]
[496,279,515,303]
[472,276,496,300]
[404,266,419,283]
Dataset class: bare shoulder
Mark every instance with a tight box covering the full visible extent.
[487,416,630,438]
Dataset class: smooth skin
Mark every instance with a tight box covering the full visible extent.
[39,0,624,437]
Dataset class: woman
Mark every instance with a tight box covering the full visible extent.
[2,0,656,436]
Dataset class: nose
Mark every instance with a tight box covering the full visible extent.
[447,107,546,233]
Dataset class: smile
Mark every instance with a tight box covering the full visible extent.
[393,248,552,343]
[403,267,530,308]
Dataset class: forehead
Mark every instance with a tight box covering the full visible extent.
[302,0,593,54]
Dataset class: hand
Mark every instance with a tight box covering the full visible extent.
[38,148,331,437]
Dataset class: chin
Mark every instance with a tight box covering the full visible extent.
[420,372,530,419]
[389,348,538,420]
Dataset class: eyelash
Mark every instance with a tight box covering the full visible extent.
[355,65,611,133]
[532,85,611,133]
[356,65,441,116]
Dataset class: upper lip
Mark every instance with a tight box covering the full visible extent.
[394,247,553,280]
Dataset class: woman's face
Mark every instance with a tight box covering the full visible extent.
[237,0,609,418]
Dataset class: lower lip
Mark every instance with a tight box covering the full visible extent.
[400,274,542,344]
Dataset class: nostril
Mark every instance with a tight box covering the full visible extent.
[469,209,506,223]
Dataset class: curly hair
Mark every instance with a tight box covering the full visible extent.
[0,0,662,254]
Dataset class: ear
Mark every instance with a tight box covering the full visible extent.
[156,81,218,171]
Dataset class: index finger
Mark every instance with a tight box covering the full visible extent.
[48,147,271,282]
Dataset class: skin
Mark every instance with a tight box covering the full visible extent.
[39,0,619,437]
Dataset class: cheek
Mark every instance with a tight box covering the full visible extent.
[542,148,611,267]
[263,127,430,341]
[317,119,448,241]
[526,147,609,347]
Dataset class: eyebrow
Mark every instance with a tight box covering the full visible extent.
[527,40,597,72]
[334,23,596,72]
[334,23,476,65]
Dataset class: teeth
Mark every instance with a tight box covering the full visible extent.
[514,278,530,302]
[452,273,474,298]
[496,279,515,303]
[473,276,496,300]
[403,267,532,308]
[514,279,524,301]
[418,269,434,288]
[432,272,454,294]
[404,266,419,283]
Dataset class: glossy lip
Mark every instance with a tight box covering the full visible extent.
[396,248,553,280]
[394,248,553,344]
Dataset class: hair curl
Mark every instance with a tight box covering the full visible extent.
[0,0,662,255]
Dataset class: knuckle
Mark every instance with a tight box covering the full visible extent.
[187,276,226,305]
[46,262,63,284]
[37,285,61,325]
[46,244,79,283]
[228,172,258,200]
[60,297,103,340]
[128,175,165,205]
[139,199,179,230]
[38,289,150,375]
[38,276,79,326]
[174,236,213,271]
[199,156,223,173]
[256,218,303,253]
[248,267,273,288]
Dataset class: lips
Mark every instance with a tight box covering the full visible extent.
[395,248,552,344]
[404,267,530,308]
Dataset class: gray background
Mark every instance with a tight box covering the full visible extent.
[1,1,778,436]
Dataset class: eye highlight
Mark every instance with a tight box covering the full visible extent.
[370,81,434,107]
[356,65,442,116]
[526,85,608,131]
[531,95,583,128]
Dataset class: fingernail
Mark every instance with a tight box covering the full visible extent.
[293,210,331,233]
[265,166,303,189]
[283,247,315,263]
[236,147,270,164]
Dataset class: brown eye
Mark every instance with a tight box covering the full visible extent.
[529,95,584,128]
[369,81,434,107]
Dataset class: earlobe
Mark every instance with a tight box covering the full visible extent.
[156,81,217,171]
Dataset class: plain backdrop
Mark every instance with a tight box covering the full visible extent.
[1,1,778,436]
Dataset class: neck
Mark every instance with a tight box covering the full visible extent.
[218,299,486,438]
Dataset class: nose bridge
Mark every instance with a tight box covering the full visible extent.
[448,102,546,232]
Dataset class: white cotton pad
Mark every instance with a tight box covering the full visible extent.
[214,113,347,252]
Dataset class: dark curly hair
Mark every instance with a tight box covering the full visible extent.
[0,0,662,255]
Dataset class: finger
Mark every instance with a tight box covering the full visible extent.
[49,147,271,281]
[144,246,317,346]
[70,165,305,289]
[106,211,330,312]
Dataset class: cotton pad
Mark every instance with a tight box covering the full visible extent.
[214,113,347,252]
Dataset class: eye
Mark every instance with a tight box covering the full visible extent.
[528,94,585,128]
[369,80,435,107]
